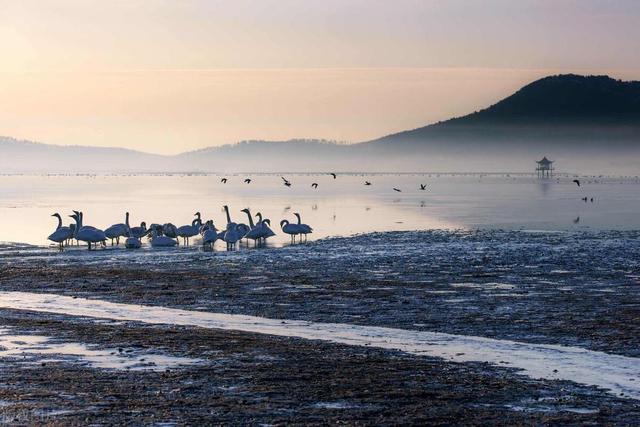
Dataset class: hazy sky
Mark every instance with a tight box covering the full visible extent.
[1,0,639,154]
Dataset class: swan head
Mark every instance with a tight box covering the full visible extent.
[51,213,61,219]
[241,208,249,214]
[194,211,201,218]
[280,219,288,229]
[263,219,271,226]
[140,221,147,228]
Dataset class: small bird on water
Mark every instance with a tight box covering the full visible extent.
[420,184,426,190]
[281,177,291,187]
[244,178,252,184]
[573,179,581,187]
[393,188,402,192]
[311,183,318,188]
[330,173,337,179]
[364,181,372,186]
[221,178,228,183]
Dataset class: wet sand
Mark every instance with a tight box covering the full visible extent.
[1,230,639,424]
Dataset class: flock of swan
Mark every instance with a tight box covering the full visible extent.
[47,206,313,251]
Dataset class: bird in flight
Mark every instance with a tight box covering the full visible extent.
[393,188,402,192]
[329,173,337,179]
[364,181,372,186]
[244,178,252,184]
[573,216,580,224]
[420,184,426,190]
[311,183,318,189]
[281,176,292,187]
[573,179,581,187]
[221,178,228,184]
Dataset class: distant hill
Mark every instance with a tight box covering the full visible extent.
[0,137,169,173]
[2,74,640,173]
[369,74,640,150]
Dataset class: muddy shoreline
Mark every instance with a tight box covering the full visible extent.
[1,311,638,425]
[1,230,639,424]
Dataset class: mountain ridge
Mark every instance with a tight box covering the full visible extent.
[2,74,640,173]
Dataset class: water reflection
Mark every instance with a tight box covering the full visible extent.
[1,173,639,246]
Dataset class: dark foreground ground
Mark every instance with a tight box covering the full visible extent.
[0,230,639,424]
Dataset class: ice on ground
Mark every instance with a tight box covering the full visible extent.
[0,292,638,400]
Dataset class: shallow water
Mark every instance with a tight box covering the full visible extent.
[2,173,640,247]
[1,291,638,400]
[0,327,201,371]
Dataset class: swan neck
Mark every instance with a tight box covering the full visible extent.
[244,209,255,228]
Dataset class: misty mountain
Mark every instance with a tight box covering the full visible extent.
[2,74,640,173]
[0,137,169,173]
[369,74,640,150]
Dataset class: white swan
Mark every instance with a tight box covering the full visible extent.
[162,223,178,239]
[47,213,74,250]
[176,212,201,245]
[200,220,219,250]
[129,221,148,239]
[294,212,313,242]
[280,219,300,243]
[104,212,130,246]
[255,212,276,244]
[124,223,142,250]
[149,226,178,248]
[241,208,262,246]
[222,205,241,250]
[70,212,107,250]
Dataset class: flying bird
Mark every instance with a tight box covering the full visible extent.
[573,179,581,187]
[221,178,228,184]
[420,184,426,190]
[573,216,580,224]
[364,181,372,186]
[393,188,402,192]
[311,183,318,188]
[330,173,337,179]
[244,178,252,184]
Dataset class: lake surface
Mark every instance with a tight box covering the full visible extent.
[1,173,639,247]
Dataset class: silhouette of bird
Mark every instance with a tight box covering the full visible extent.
[244,178,251,184]
[364,181,372,186]
[393,188,402,192]
[284,181,292,187]
[590,198,594,202]
[582,197,588,202]
[330,173,337,179]
[420,184,426,190]
[573,179,581,187]
[573,216,580,224]
[221,178,228,183]
[311,183,318,188]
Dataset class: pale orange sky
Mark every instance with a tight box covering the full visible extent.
[1,1,639,154]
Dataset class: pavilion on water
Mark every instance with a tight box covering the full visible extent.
[536,156,554,178]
